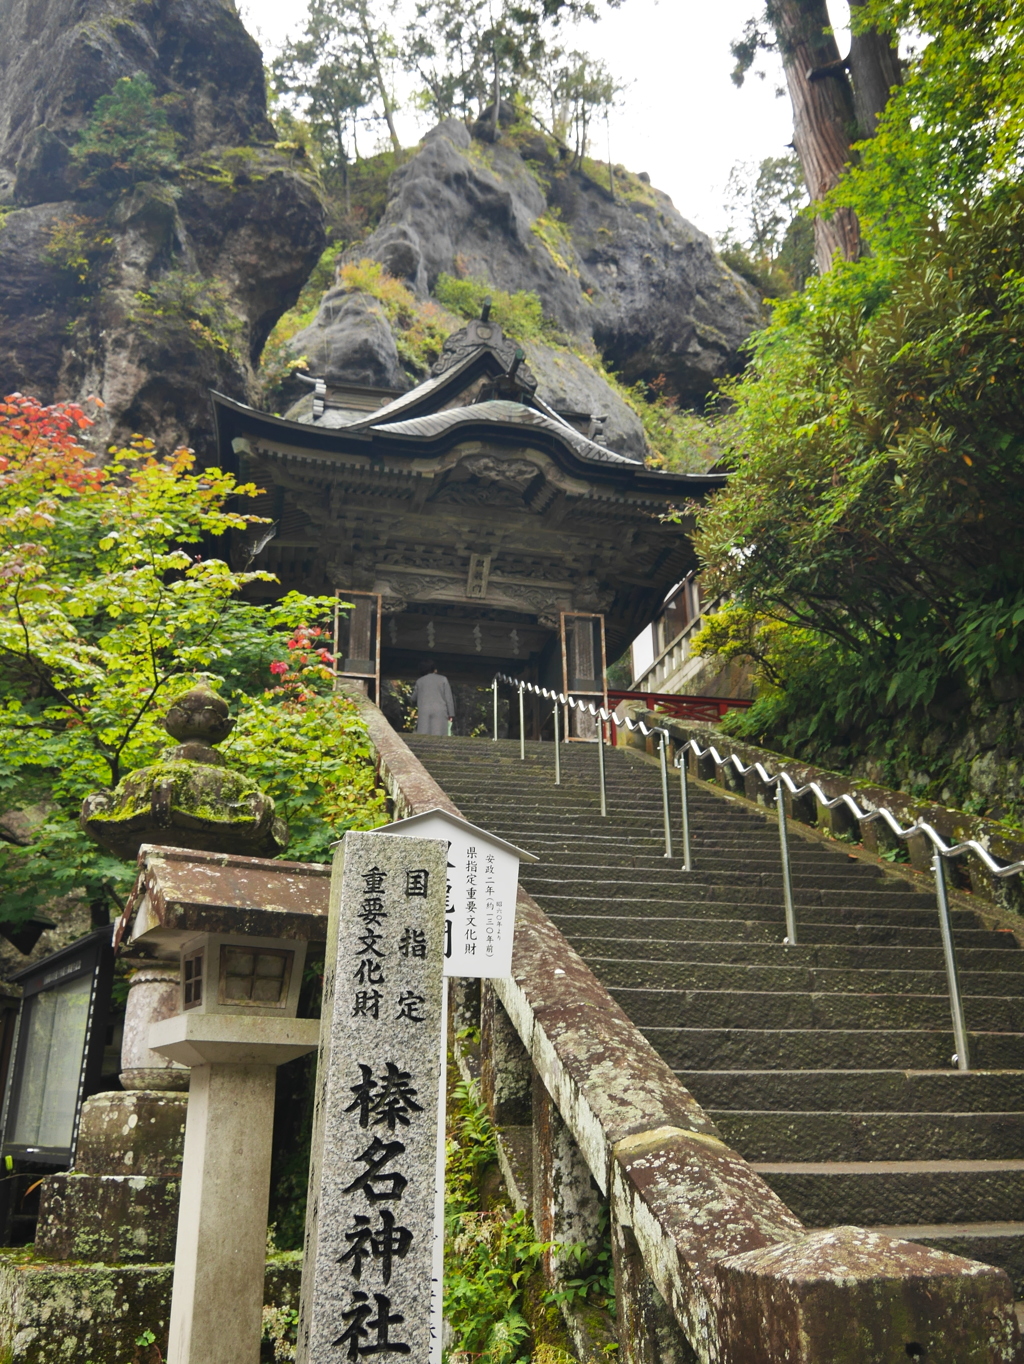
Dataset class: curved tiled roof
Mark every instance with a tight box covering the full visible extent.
[370,400,635,466]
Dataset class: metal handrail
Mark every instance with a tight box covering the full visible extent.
[492,675,673,856]
[673,737,1024,881]
[672,736,1024,1074]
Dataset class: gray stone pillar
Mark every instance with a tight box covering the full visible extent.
[168,1061,277,1364]
[35,1090,187,1263]
[481,983,532,1127]
[611,1221,697,1364]
[150,1012,319,1364]
[531,1070,604,1277]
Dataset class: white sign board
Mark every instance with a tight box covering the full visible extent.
[377,808,537,980]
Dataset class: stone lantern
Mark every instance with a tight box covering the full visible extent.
[80,684,288,862]
[26,684,329,1363]
[120,844,327,1364]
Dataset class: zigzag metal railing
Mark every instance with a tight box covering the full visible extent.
[493,677,1024,1074]
[673,736,1024,1074]
[492,674,675,857]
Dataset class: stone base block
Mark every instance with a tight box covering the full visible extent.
[716,1226,1023,1363]
[35,1175,180,1263]
[75,1090,188,1176]
[0,1251,301,1363]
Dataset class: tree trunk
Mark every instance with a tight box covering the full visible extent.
[847,0,902,137]
[490,43,501,142]
[360,13,401,155]
[769,0,861,272]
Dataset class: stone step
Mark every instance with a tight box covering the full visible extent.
[753,1159,1024,1226]
[524,878,935,911]
[506,831,838,855]
[643,1026,1022,1070]
[448,797,759,821]
[712,1110,1024,1162]
[520,858,911,885]
[586,955,1024,997]
[408,735,1024,1247]
[543,897,980,930]
[552,912,1005,949]
[609,987,1024,1033]
[577,940,1024,973]
[677,1068,1024,1114]
[495,832,864,863]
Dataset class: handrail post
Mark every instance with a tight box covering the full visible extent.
[776,784,798,945]
[679,750,692,873]
[597,712,607,817]
[518,683,525,761]
[553,701,561,786]
[492,678,498,741]
[934,853,971,1071]
[658,734,673,858]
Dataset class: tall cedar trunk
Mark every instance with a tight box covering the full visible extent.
[360,12,401,155]
[847,0,902,137]
[769,0,861,272]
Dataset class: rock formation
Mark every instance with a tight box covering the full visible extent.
[284,119,762,444]
[0,0,326,455]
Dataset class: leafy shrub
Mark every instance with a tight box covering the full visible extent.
[688,192,1024,816]
[445,1078,550,1364]
[71,76,180,191]
[133,271,244,355]
[338,259,452,373]
[0,395,383,922]
[44,216,113,285]
[434,273,551,342]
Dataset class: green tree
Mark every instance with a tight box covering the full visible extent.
[731,1,902,270]
[71,75,181,191]
[403,0,554,128]
[274,0,402,176]
[0,394,382,925]
[403,0,496,121]
[719,152,814,296]
[693,192,1024,764]
[530,48,622,163]
[273,36,369,195]
[829,0,1024,254]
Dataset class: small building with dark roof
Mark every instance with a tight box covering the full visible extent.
[212,314,724,688]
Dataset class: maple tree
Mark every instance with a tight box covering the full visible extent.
[0,395,383,924]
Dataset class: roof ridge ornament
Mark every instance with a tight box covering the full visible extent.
[429,315,537,394]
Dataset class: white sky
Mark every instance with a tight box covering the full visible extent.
[237,0,851,240]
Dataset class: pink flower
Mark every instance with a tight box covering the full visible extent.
[269,660,289,675]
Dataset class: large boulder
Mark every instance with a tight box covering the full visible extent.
[288,289,410,392]
[339,120,762,409]
[0,0,326,455]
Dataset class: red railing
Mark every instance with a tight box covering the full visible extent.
[606,689,754,728]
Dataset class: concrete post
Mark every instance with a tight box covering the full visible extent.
[611,1221,697,1364]
[481,982,532,1126]
[150,1012,319,1364]
[168,1062,276,1364]
[120,962,189,1091]
[531,1070,604,1276]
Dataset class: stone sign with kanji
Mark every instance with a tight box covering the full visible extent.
[297,831,447,1364]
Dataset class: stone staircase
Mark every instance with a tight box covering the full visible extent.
[407,734,1024,1294]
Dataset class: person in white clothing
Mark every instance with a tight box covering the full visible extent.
[411,663,455,735]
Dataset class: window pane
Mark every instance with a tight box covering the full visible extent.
[10,974,92,1151]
